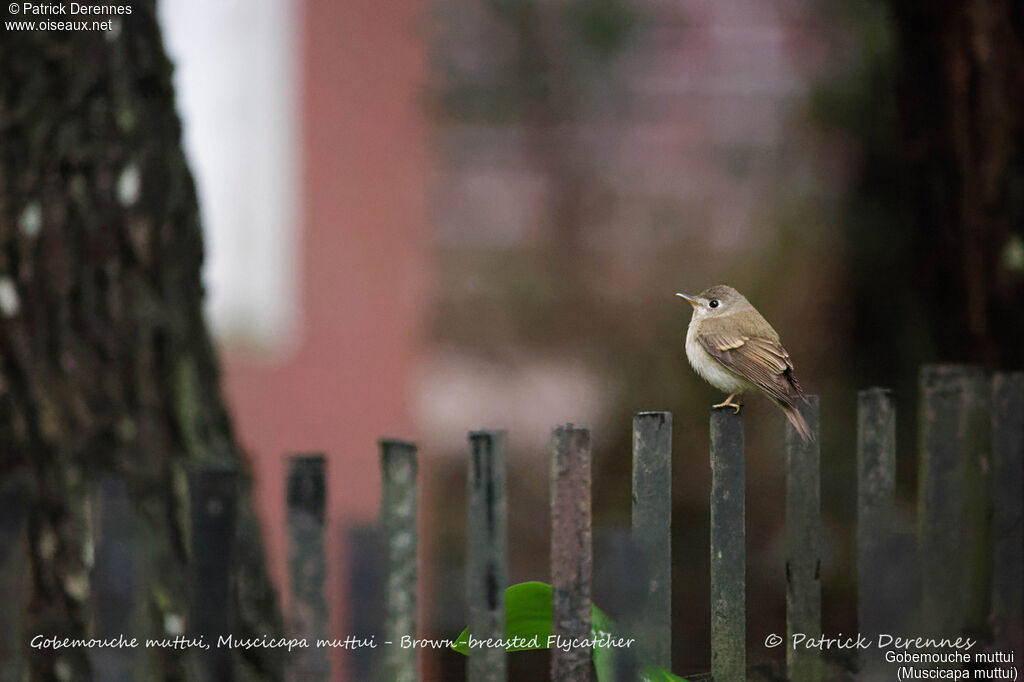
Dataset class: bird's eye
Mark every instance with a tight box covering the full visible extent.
[709,299,720,309]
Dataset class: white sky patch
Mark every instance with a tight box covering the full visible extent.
[158,0,300,354]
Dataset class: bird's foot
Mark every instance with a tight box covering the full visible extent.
[712,394,743,414]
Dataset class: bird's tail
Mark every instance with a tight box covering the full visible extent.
[783,404,813,444]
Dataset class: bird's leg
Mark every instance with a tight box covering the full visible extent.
[712,394,743,414]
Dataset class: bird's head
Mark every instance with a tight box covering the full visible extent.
[675,285,752,320]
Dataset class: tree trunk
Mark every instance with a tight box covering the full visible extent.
[887,0,1024,363]
[0,4,284,680]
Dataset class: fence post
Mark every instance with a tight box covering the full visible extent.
[918,365,991,637]
[593,530,643,682]
[466,430,509,682]
[709,408,744,681]
[286,454,329,680]
[0,468,31,682]
[550,425,593,682]
[380,439,419,682]
[188,464,238,682]
[991,372,1023,665]
[346,523,387,681]
[631,411,672,671]
[89,476,142,682]
[855,389,897,679]
[785,396,822,682]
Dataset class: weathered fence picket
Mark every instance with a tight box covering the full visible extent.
[89,476,142,682]
[346,523,386,680]
[0,468,30,682]
[631,411,673,672]
[990,372,1024,664]
[785,396,822,682]
[918,365,991,637]
[856,388,896,629]
[188,465,239,682]
[956,369,992,635]
[594,530,643,681]
[709,408,745,681]
[550,424,594,682]
[856,388,897,680]
[286,454,329,680]
[379,439,419,682]
[466,430,509,682]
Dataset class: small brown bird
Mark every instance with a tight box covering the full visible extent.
[676,285,812,442]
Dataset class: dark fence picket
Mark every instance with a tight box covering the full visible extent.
[286,454,329,680]
[466,430,509,682]
[593,529,643,682]
[89,476,142,682]
[709,408,745,681]
[785,396,823,682]
[0,468,31,682]
[856,388,899,680]
[631,411,673,672]
[550,424,594,682]
[991,372,1024,665]
[188,465,239,682]
[346,523,387,680]
[918,365,992,637]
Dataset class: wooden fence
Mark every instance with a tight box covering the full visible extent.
[351,365,1021,681]
[0,365,1021,681]
[341,365,1021,681]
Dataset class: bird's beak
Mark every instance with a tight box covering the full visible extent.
[675,292,699,308]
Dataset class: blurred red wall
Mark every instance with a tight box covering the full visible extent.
[222,0,430,678]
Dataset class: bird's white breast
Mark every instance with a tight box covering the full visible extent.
[685,320,752,394]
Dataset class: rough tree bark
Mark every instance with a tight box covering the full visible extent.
[0,4,283,681]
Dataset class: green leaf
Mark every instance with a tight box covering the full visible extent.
[590,600,616,681]
[451,581,690,682]
[640,665,690,682]
[451,581,553,655]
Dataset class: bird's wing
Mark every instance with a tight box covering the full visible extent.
[696,332,807,408]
